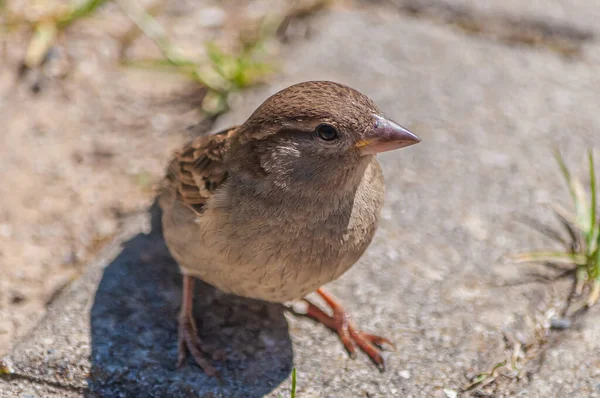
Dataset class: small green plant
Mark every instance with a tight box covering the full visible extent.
[515,149,600,307]
[118,1,275,117]
[197,40,274,115]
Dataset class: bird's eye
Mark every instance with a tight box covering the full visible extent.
[315,124,338,141]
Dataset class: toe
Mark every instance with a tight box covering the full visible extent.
[177,331,187,368]
[363,332,396,351]
[349,328,388,371]
[338,327,358,359]
[178,314,219,375]
[186,334,219,376]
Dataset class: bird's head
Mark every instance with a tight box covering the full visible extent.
[234,81,420,195]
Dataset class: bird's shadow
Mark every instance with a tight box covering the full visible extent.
[87,204,293,397]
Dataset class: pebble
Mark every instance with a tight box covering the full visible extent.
[443,389,458,398]
[0,223,12,238]
[550,317,572,330]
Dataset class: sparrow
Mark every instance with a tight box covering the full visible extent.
[158,81,420,376]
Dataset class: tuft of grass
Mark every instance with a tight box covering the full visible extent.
[11,0,331,110]
[462,360,507,391]
[198,40,274,115]
[514,149,600,307]
[16,0,108,69]
[118,0,275,118]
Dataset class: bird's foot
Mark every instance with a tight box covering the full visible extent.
[177,312,222,376]
[177,275,223,376]
[303,288,395,371]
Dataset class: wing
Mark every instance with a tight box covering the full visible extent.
[161,127,238,214]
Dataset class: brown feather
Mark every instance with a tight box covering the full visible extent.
[163,127,238,214]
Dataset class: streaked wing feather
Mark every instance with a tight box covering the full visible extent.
[164,127,238,214]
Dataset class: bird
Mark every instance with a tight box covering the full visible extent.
[158,81,420,376]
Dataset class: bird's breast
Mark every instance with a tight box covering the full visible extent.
[175,160,385,303]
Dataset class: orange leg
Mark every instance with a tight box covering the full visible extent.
[303,288,395,371]
[177,275,220,376]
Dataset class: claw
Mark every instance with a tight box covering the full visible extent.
[302,288,395,370]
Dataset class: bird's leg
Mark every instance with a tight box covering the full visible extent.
[303,288,395,371]
[177,275,219,376]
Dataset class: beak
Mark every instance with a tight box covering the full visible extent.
[355,114,421,155]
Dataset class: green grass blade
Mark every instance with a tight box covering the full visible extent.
[24,21,58,68]
[513,251,587,265]
[58,0,107,28]
[590,150,598,253]
[573,178,591,232]
[546,203,583,252]
[206,42,229,79]
[554,150,590,230]
[291,368,297,398]
[206,42,224,66]
[546,202,578,231]
[595,149,600,273]
[554,150,577,204]
[590,150,597,229]
[597,217,600,277]
[517,215,568,245]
